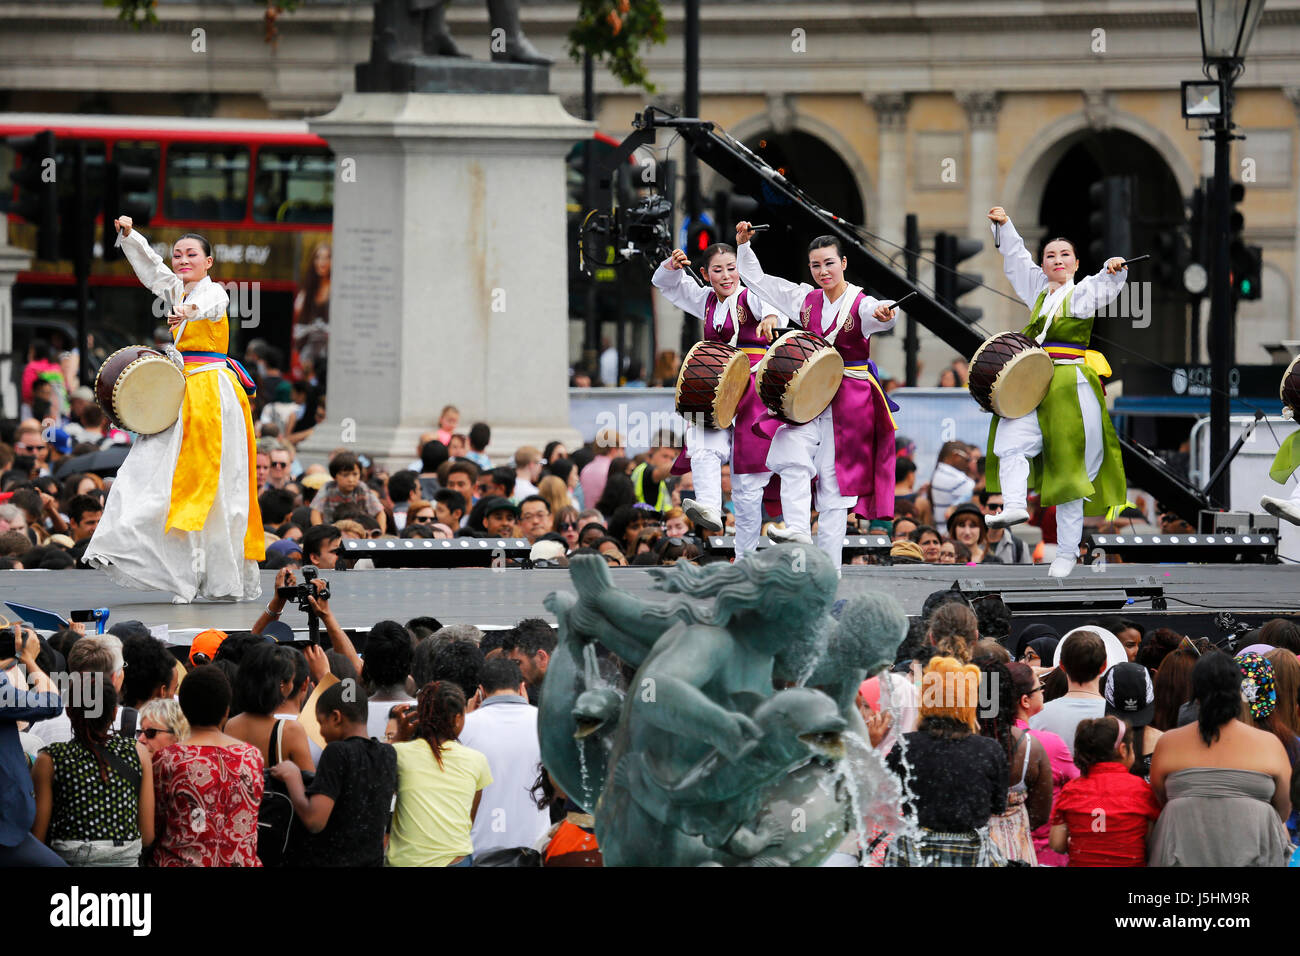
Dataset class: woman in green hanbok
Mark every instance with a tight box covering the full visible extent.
[983,205,1129,578]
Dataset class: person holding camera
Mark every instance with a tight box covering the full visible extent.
[0,626,65,866]
[253,567,364,680]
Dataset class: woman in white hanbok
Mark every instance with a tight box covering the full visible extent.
[84,217,264,602]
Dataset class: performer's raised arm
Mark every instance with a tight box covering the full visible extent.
[651,249,711,320]
[116,217,184,304]
[988,207,1047,307]
[115,216,229,322]
[735,221,807,322]
[1070,257,1129,317]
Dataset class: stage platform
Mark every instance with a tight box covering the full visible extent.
[4,563,1297,648]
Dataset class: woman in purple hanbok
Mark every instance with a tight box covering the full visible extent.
[652,244,784,558]
[735,223,899,571]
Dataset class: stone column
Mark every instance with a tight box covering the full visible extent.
[302,93,592,468]
[956,89,1003,330]
[0,241,32,418]
[867,92,909,377]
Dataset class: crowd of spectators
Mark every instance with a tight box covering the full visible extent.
[871,596,1299,867]
[2,611,595,867]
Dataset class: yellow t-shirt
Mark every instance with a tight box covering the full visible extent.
[386,739,493,867]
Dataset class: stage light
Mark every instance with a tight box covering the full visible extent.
[1086,532,1277,565]
[341,537,534,568]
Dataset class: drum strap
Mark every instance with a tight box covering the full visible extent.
[711,291,742,347]
[820,285,862,346]
[1030,281,1074,344]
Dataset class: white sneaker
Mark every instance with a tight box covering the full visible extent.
[1048,556,1076,578]
[683,499,724,533]
[768,525,813,545]
[986,507,1030,529]
[1261,495,1300,527]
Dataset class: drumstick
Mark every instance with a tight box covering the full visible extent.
[1119,255,1149,267]
[889,291,917,309]
[749,224,772,233]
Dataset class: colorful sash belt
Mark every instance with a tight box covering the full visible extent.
[180,351,258,397]
[844,360,900,427]
[1042,342,1111,377]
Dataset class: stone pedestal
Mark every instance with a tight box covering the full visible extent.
[301,93,591,469]
[0,241,32,418]
[357,58,549,96]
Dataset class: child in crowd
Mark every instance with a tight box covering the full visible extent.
[1049,716,1161,866]
[310,451,386,531]
[271,682,398,867]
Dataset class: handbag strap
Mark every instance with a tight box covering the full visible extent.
[88,738,142,792]
[269,718,284,765]
[119,707,138,739]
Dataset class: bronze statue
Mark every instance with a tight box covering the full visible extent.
[540,546,909,866]
[371,0,552,67]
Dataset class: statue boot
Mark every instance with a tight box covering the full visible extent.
[487,0,554,64]
[421,1,471,57]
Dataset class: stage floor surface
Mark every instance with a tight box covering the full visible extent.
[4,563,1297,640]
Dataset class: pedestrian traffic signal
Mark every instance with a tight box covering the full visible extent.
[1152,227,1188,290]
[1225,181,1260,300]
[1231,243,1262,300]
[6,130,59,261]
[934,232,983,324]
[712,188,759,238]
[102,160,153,261]
[686,219,716,256]
[1087,175,1132,268]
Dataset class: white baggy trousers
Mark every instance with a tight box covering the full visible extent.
[993,363,1104,563]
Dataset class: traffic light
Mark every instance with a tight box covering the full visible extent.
[1152,227,1188,290]
[1226,181,1261,300]
[6,130,59,261]
[1087,175,1132,268]
[712,188,759,239]
[102,160,153,261]
[685,218,716,257]
[1231,243,1262,300]
[934,232,983,324]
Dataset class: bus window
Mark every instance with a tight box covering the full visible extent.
[112,141,161,221]
[253,147,333,224]
[165,144,249,221]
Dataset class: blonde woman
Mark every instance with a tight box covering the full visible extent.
[537,475,570,527]
[138,698,191,755]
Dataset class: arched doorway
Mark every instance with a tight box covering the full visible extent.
[1036,130,1186,366]
[725,130,865,287]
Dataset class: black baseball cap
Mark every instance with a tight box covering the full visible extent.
[1102,662,1156,727]
[479,496,519,518]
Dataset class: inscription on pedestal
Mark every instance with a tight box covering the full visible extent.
[334,224,400,421]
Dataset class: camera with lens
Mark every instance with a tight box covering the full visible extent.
[277,565,330,614]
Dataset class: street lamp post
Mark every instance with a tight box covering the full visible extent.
[1194,0,1266,509]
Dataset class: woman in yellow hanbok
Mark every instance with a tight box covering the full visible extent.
[85,217,264,602]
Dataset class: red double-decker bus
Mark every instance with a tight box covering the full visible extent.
[1,112,333,407]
